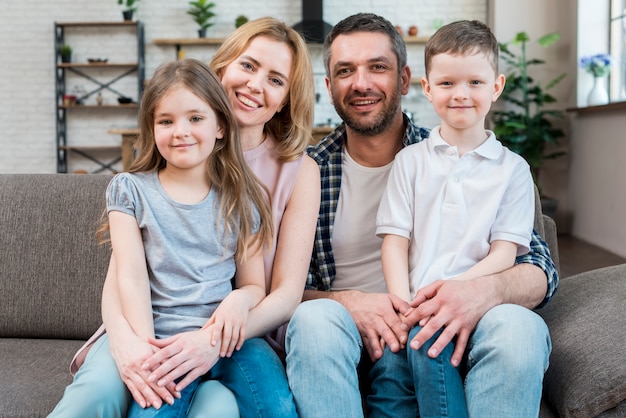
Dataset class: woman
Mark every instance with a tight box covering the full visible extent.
[67,17,319,416]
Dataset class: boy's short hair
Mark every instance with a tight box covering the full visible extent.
[424,20,499,76]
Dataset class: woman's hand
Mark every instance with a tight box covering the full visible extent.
[140,326,223,393]
[108,332,179,409]
[206,289,252,357]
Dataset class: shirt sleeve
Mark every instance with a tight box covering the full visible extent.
[105,173,138,217]
[490,159,535,255]
[515,229,559,308]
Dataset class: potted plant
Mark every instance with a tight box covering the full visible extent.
[118,0,139,21]
[59,44,72,63]
[490,31,566,217]
[235,15,249,28]
[187,0,216,38]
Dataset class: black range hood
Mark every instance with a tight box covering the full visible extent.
[292,0,333,44]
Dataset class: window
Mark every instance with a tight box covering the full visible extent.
[610,0,626,100]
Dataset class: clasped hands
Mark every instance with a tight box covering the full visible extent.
[115,292,250,410]
[360,278,488,368]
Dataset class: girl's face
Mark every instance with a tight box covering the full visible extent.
[220,35,293,130]
[153,85,224,172]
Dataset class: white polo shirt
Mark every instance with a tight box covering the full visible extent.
[376,126,534,297]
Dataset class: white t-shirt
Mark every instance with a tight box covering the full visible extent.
[331,149,393,293]
[376,127,534,297]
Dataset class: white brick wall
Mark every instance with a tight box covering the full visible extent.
[0,0,485,173]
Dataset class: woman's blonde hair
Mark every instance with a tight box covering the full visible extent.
[101,59,273,259]
[210,17,315,161]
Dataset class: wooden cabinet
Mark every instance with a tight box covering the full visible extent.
[54,21,145,173]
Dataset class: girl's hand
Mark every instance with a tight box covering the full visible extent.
[141,327,223,393]
[207,289,251,357]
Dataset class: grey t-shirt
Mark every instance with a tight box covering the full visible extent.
[106,171,256,338]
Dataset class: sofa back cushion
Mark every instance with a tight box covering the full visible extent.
[0,174,112,340]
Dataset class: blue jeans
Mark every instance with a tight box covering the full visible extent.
[204,337,297,418]
[285,300,551,418]
[368,326,467,417]
[128,377,201,418]
[286,299,364,418]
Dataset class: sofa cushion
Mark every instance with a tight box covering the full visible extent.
[539,263,626,417]
[0,338,84,417]
[0,174,112,340]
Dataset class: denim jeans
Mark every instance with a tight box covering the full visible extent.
[128,377,200,418]
[204,337,297,418]
[286,300,551,418]
[368,326,468,418]
[285,299,364,418]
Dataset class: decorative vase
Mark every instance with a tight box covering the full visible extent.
[198,28,207,38]
[587,76,609,106]
[122,10,134,21]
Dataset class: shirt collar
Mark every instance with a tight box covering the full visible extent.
[430,126,502,159]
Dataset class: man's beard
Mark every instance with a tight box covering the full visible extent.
[332,83,403,137]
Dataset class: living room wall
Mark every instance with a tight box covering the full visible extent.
[0,0,487,174]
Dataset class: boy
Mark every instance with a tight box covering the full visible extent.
[375,20,535,416]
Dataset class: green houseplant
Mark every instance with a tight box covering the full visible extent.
[235,15,249,28]
[491,32,566,196]
[118,0,139,21]
[59,44,72,63]
[187,0,216,38]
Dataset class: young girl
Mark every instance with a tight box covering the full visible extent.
[49,58,273,417]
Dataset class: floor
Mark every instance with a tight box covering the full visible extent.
[557,235,626,278]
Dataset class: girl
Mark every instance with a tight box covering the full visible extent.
[49,58,274,417]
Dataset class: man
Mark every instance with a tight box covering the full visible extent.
[285,13,557,418]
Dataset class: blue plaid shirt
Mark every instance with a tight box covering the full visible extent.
[305,114,558,308]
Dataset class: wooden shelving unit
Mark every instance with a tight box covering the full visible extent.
[54,21,145,173]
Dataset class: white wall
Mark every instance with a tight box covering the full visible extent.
[566,0,626,258]
[0,0,486,174]
[568,109,626,258]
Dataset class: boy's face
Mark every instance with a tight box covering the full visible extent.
[422,51,504,135]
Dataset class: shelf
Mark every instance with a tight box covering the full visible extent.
[566,100,626,114]
[153,38,224,46]
[60,104,139,109]
[403,36,429,44]
[60,145,121,151]
[54,20,145,173]
[153,35,429,46]
[57,62,138,68]
[154,35,430,61]
[56,21,139,28]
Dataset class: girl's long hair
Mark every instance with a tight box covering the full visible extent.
[210,17,315,161]
[102,59,273,259]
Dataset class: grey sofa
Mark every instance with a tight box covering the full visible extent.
[0,174,624,417]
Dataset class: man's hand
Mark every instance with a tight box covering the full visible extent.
[336,290,410,361]
[141,327,222,393]
[402,279,496,367]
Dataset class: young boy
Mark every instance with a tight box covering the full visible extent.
[375,20,535,416]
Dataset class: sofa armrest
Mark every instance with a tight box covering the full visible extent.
[542,214,559,278]
[539,264,626,417]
